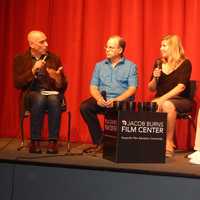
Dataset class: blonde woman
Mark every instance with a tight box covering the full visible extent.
[148,35,192,157]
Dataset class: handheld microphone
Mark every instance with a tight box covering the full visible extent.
[154,58,162,69]
[101,91,107,101]
[154,59,162,81]
[35,55,47,76]
[42,55,47,62]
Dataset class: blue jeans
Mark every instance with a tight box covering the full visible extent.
[28,91,62,140]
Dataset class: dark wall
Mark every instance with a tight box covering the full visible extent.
[1,162,200,200]
[0,163,15,200]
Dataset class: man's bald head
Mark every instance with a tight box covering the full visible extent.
[27,30,48,56]
[27,30,46,45]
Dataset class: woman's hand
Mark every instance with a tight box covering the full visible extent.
[153,67,162,79]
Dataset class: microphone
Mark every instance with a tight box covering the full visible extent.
[154,58,162,69]
[154,59,162,81]
[35,55,48,76]
[101,91,107,101]
[42,55,47,62]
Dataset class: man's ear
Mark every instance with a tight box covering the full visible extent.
[29,41,34,48]
[119,47,123,54]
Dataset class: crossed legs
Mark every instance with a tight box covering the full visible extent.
[160,100,177,155]
[80,97,105,145]
[160,97,193,157]
[80,97,105,153]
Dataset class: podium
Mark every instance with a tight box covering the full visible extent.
[103,110,167,163]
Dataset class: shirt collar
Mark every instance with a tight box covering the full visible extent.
[105,57,125,65]
[28,48,49,61]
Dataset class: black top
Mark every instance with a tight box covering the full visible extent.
[152,59,192,98]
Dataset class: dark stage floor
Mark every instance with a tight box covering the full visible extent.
[1,138,200,179]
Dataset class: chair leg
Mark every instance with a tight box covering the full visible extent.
[185,118,196,151]
[17,114,25,151]
[190,119,196,132]
[67,111,71,152]
[64,111,83,156]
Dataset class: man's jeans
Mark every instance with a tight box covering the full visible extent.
[29,91,62,140]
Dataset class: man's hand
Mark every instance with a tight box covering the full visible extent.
[97,97,107,107]
[105,98,115,108]
[97,98,115,108]
[47,67,63,82]
[32,60,46,75]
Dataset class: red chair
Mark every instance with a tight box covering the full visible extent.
[175,80,198,150]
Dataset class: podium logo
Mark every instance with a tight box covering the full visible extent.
[104,119,117,132]
[122,120,127,125]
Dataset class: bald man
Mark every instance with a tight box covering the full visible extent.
[80,35,138,154]
[13,30,67,154]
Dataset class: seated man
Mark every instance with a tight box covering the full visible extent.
[80,35,138,153]
[13,30,67,154]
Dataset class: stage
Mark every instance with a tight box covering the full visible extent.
[1,138,200,200]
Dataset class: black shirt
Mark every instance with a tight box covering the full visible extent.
[154,59,192,98]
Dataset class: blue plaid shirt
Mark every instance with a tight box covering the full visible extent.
[91,57,138,99]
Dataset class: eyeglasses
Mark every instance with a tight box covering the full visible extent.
[104,46,120,50]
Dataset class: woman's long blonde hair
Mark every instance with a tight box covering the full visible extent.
[161,35,185,65]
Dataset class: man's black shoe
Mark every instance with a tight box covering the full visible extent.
[29,140,42,154]
[47,140,58,154]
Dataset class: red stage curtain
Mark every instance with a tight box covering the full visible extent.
[1,0,200,149]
